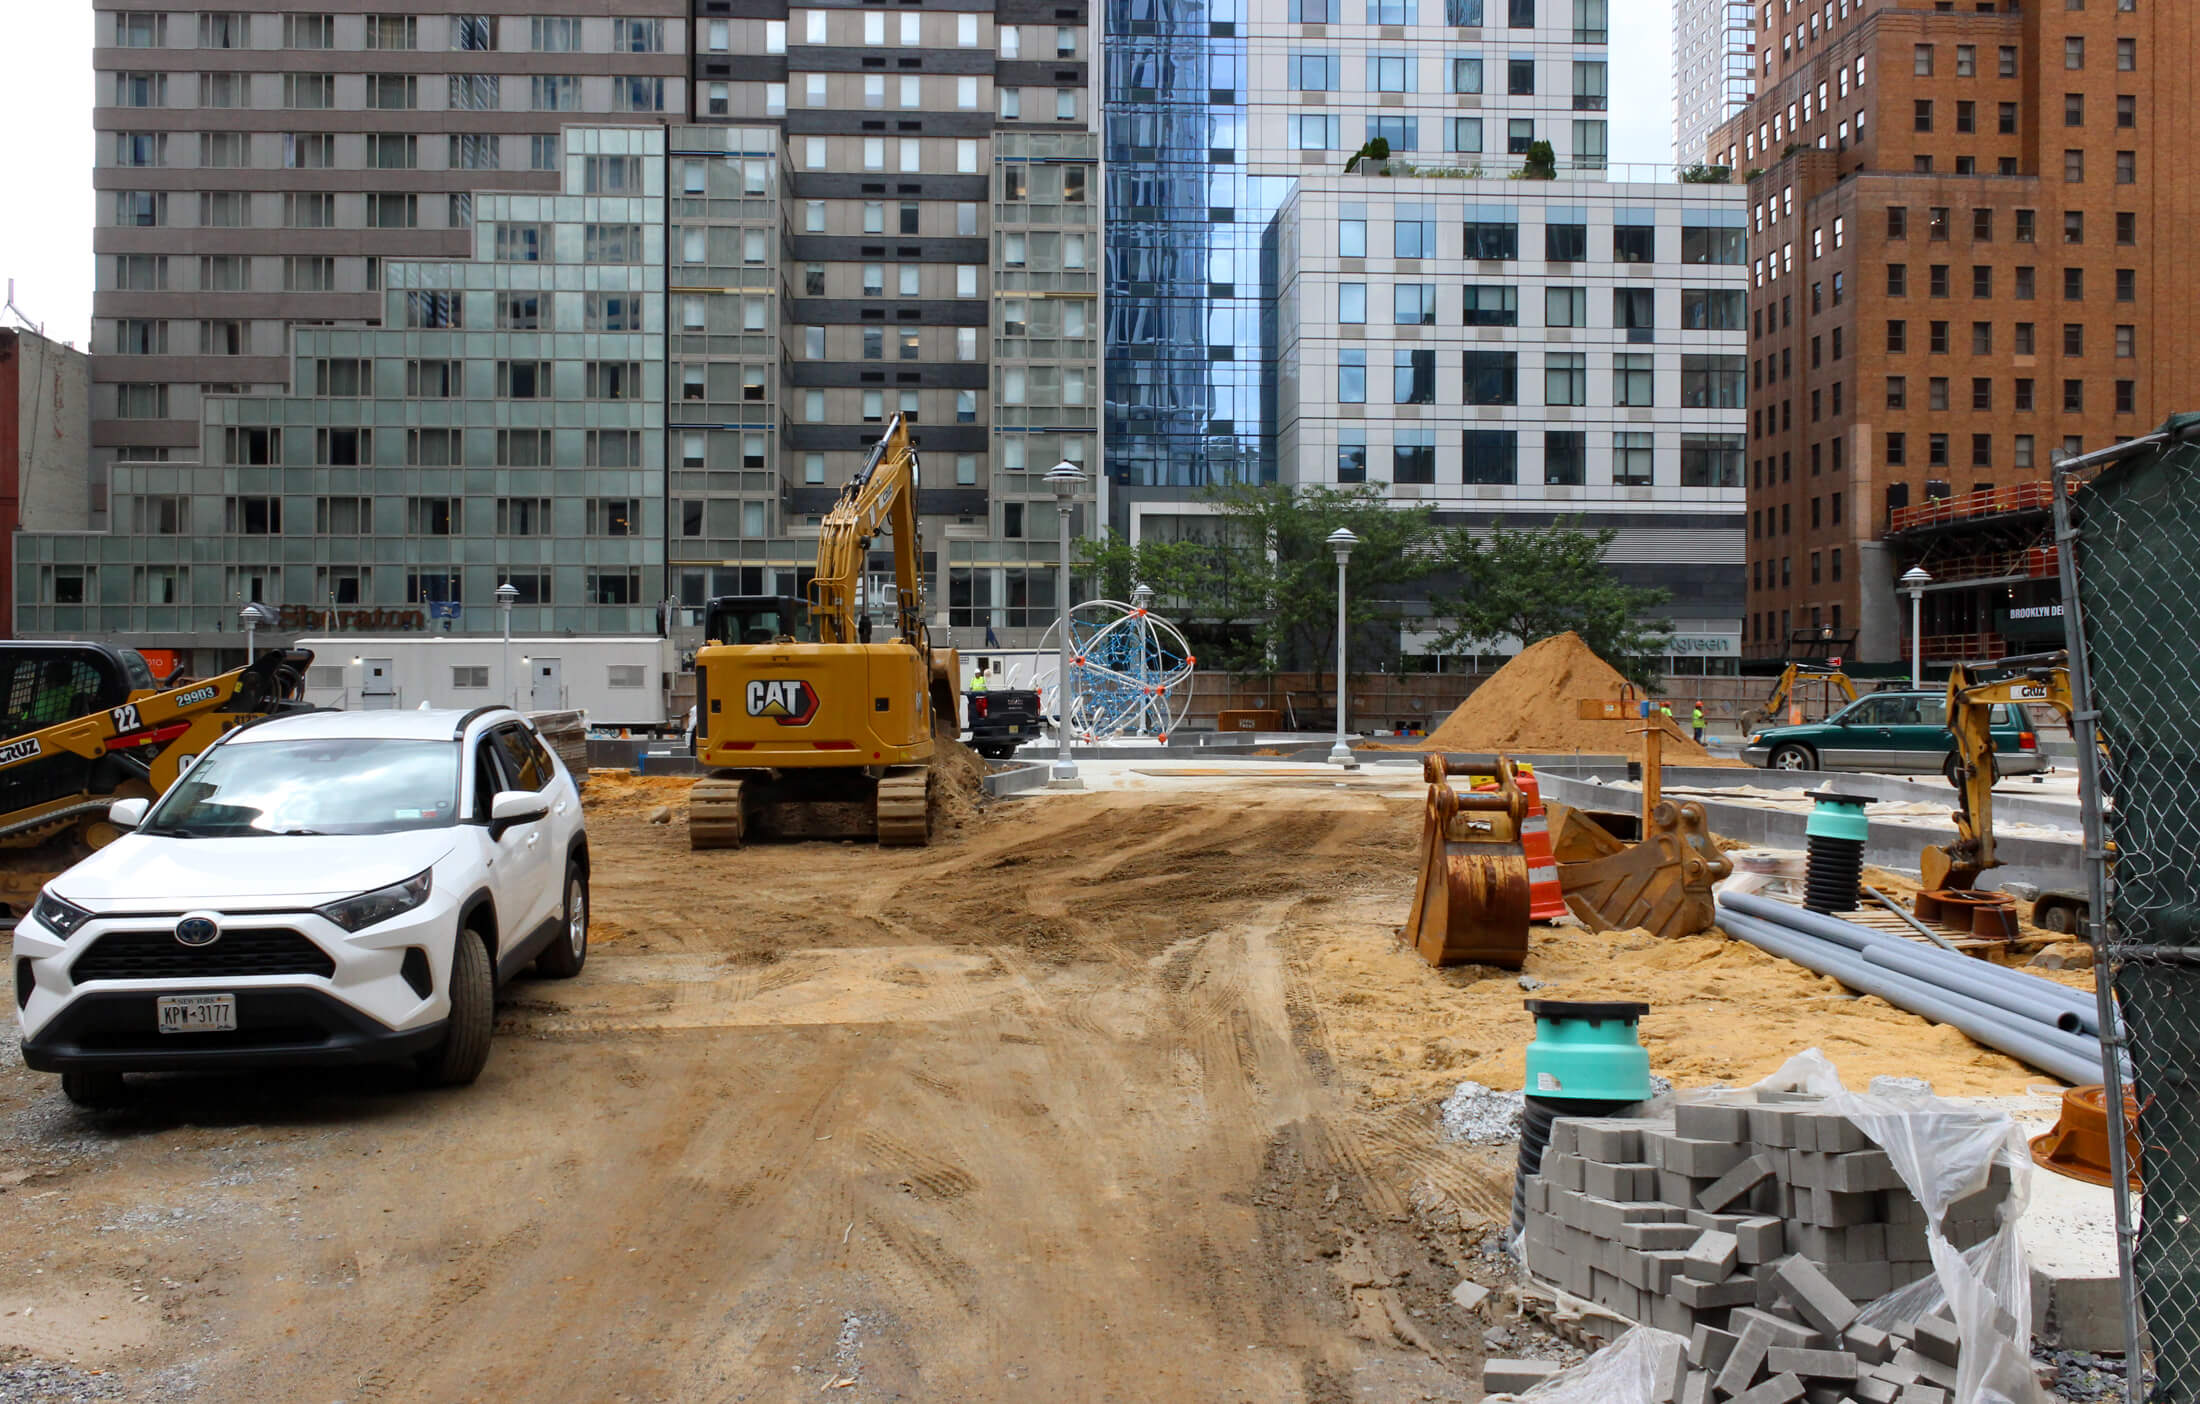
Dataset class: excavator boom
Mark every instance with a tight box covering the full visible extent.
[1923,650,2074,891]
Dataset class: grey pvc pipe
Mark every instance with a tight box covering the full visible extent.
[1856,942,2090,1035]
[1719,895,2098,1040]
[1718,909,2105,1086]
[1718,910,2093,1058]
[1720,890,2097,1030]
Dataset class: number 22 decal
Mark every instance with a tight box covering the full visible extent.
[111,703,142,733]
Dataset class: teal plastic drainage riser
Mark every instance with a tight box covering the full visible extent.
[1522,999,1652,1103]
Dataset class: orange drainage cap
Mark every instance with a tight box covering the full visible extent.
[2029,1083,2142,1190]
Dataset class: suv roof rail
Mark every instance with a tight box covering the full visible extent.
[451,704,506,739]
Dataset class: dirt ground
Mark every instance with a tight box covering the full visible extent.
[0,773,2084,1400]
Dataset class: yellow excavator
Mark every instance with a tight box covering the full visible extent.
[1739,662,1858,733]
[1923,650,2076,903]
[0,644,312,851]
[688,415,960,848]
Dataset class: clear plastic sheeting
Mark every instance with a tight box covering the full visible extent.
[1746,1049,2043,1404]
[1492,1326,1686,1404]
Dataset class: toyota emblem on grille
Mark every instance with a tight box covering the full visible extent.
[174,915,220,948]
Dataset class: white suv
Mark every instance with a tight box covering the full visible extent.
[14,706,588,1107]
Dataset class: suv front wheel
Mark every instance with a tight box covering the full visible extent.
[423,926,494,1087]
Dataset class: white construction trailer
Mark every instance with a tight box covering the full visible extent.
[297,635,678,727]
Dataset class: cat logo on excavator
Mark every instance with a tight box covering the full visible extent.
[746,678,820,725]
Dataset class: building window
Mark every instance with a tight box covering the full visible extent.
[1462,285,1518,326]
[1544,353,1586,407]
[1463,430,1518,485]
[1545,286,1587,327]
[1393,429,1436,484]
[1394,349,1435,404]
[1337,433,1368,484]
[1613,353,1655,406]
[1338,350,1366,404]
[1463,351,1517,405]
[1462,220,1518,259]
[1612,432,1654,486]
[1338,282,1365,324]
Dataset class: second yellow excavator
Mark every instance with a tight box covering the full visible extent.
[687,415,960,848]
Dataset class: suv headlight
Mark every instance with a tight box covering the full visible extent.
[316,869,433,933]
[1746,732,1767,746]
[31,890,93,938]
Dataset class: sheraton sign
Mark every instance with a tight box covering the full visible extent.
[275,605,431,632]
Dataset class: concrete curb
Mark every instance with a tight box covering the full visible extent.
[1534,772,2083,891]
[1543,764,2081,832]
[983,760,1054,798]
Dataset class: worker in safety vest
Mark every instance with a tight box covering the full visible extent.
[1691,702,1706,744]
[970,670,988,693]
[1658,702,1675,731]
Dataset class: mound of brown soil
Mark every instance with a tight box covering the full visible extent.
[931,735,988,826]
[1419,632,1711,761]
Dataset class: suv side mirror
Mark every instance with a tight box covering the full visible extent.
[107,797,149,830]
[490,790,550,833]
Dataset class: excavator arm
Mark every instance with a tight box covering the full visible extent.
[811,414,926,648]
[1744,664,1857,731]
[1922,650,2074,891]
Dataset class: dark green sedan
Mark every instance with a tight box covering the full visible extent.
[1741,690,2047,779]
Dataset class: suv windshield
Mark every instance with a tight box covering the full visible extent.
[144,738,460,837]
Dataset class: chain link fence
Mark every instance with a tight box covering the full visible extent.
[2057,419,2200,1400]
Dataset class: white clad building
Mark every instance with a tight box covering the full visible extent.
[1277,179,1750,508]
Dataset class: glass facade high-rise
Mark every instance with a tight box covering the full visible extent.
[1103,0,1283,519]
[1106,0,1753,668]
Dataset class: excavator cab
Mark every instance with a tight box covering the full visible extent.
[703,595,812,647]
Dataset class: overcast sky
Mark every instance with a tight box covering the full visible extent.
[0,4,1674,352]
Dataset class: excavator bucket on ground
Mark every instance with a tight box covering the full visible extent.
[1544,798,1732,940]
[1403,755,1533,969]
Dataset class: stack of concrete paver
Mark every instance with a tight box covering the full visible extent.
[1499,1091,2014,1401]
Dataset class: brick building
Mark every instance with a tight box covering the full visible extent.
[1712,0,2200,663]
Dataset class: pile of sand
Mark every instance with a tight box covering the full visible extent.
[931,734,988,826]
[1418,632,1711,761]
[1296,902,2084,1108]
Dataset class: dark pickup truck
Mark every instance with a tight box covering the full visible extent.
[965,688,1042,759]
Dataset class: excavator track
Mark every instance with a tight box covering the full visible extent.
[874,767,935,847]
[687,775,747,850]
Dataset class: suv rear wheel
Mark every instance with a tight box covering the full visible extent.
[423,927,494,1087]
[535,862,588,979]
[1769,743,1816,771]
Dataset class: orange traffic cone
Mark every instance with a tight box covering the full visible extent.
[1517,770,1569,923]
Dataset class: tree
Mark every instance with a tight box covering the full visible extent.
[1344,136,1392,173]
[1426,517,1674,686]
[1076,527,1270,670]
[1519,139,1558,179]
[1207,481,1440,685]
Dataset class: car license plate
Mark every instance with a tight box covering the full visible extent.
[157,994,236,1034]
[1007,725,1021,734]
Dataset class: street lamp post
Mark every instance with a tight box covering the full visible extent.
[1045,462,1086,787]
[1326,527,1359,768]
[1900,566,1932,689]
[496,581,520,711]
[238,602,276,667]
